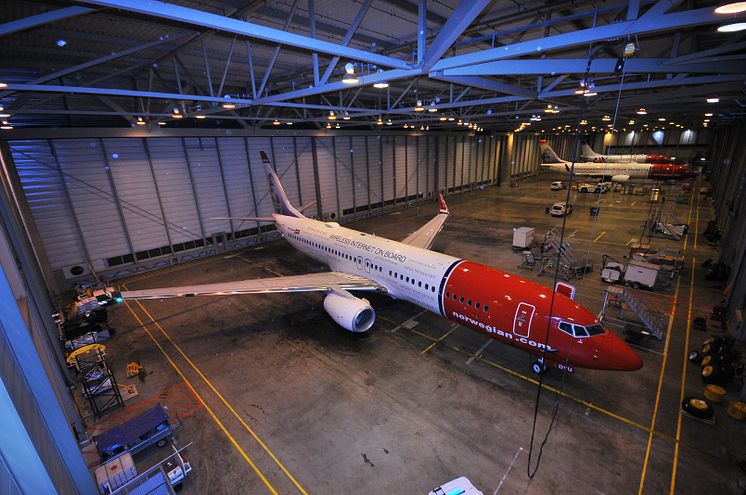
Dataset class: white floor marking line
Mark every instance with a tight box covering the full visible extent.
[494,447,524,495]
[466,339,493,365]
[569,229,578,238]
[387,310,427,333]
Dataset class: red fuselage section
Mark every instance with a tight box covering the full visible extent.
[441,261,642,371]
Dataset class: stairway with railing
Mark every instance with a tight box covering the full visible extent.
[620,287,668,340]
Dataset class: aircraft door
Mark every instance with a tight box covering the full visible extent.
[513,302,535,338]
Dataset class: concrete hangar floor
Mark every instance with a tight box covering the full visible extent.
[100,174,741,494]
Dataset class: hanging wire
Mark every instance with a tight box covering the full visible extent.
[526,40,629,479]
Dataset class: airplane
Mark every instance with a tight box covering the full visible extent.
[580,142,673,164]
[540,140,697,182]
[117,152,643,374]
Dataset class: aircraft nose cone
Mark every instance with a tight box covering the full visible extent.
[606,336,643,371]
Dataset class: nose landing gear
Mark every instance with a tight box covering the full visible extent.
[532,358,549,374]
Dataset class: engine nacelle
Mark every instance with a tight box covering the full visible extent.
[611,174,630,183]
[323,291,376,332]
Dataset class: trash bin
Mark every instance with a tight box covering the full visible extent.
[589,206,600,216]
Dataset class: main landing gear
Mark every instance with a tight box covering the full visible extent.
[532,358,548,375]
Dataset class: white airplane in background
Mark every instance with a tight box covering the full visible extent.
[540,141,697,182]
[580,143,673,164]
[117,152,642,373]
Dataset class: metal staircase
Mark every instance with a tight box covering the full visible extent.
[601,286,668,340]
[540,229,591,280]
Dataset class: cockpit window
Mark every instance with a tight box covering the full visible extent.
[573,325,589,337]
[558,321,605,338]
[559,322,574,336]
[585,324,606,336]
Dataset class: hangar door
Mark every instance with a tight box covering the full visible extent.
[8,134,501,284]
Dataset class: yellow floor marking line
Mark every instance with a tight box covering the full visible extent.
[593,231,606,242]
[234,254,285,277]
[669,190,701,494]
[637,194,695,495]
[123,302,280,495]
[420,324,459,354]
[125,287,308,495]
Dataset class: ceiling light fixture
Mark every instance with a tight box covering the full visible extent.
[715,2,746,14]
[707,97,720,103]
[273,119,281,125]
[196,114,206,119]
[136,117,146,125]
[717,22,746,32]
[343,111,351,120]
[414,100,424,112]
[376,116,383,126]
[636,108,647,115]
[439,115,447,121]
[172,109,183,119]
[328,111,336,120]
[602,115,611,121]
[386,119,392,125]
[342,63,359,84]
[705,113,713,116]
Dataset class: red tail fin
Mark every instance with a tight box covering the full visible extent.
[438,193,449,214]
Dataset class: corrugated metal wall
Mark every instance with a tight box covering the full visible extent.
[9,133,505,284]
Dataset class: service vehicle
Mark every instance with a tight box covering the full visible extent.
[550,181,565,190]
[550,202,573,216]
[429,476,483,495]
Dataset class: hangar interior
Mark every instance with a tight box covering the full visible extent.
[1,1,746,494]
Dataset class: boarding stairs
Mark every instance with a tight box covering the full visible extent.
[601,286,668,340]
[646,209,686,240]
[541,229,590,280]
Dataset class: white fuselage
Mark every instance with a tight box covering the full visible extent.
[541,161,653,179]
[582,154,649,163]
[276,214,460,315]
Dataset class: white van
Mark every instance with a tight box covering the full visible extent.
[550,181,565,190]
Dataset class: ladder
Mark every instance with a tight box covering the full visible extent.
[621,287,668,340]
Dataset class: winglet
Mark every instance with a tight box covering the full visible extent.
[438,192,449,214]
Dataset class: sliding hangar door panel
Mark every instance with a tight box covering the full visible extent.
[9,134,500,283]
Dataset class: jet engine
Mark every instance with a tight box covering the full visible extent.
[611,174,630,183]
[323,290,376,332]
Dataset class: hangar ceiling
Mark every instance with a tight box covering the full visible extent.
[0,0,745,132]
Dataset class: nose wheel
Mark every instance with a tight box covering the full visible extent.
[532,358,548,375]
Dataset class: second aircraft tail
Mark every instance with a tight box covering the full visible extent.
[538,140,566,164]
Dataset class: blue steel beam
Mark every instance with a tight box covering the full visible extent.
[443,58,746,75]
[3,84,254,106]
[75,0,411,69]
[0,34,186,100]
[433,76,536,98]
[319,0,373,85]
[421,0,491,72]
[253,68,420,105]
[432,6,745,71]
[0,6,95,36]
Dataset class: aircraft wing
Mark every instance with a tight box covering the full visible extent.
[120,272,386,300]
[401,193,449,250]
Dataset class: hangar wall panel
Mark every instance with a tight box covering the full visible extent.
[294,137,318,218]
[10,133,502,283]
[148,138,203,244]
[10,140,88,273]
[103,139,170,255]
[53,139,130,272]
